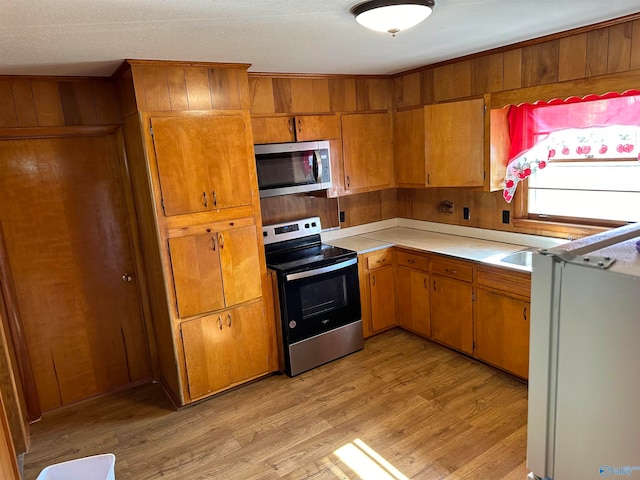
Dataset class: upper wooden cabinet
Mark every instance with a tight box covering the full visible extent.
[394,107,426,188]
[169,223,263,318]
[150,114,254,216]
[393,99,484,188]
[424,98,485,187]
[251,114,340,144]
[341,112,393,192]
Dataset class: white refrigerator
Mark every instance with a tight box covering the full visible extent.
[527,223,640,480]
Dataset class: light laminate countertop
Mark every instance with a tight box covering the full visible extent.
[322,222,568,273]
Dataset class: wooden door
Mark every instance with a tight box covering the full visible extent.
[168,233,225,318]
[204,115,253,210]
[296,115,340,141]
[151,116,211,216]
[475,289,530,378]
[218,225,262,307]
[226,301,273,385]
[341,112,393,191]
[0,136,150,412]
[424,98,485,187]
[369,266,396,332]
[431,276,473,354]
[251,116,295,144]
[394,108,426,187]
[396,266,430,337]
[181,313,230,400]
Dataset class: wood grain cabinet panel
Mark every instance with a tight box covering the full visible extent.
[431,274,473,354]
[424,98,485,187]
[181,300,273,400]
[150,115,253,216]
[369,266,396,333]
[251,114,339,144]
[169,224,262,318]
[475,289,530,379]
[341,112,393,192]
[394,107,426,187]
[396,263,430,338]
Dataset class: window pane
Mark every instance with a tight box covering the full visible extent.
[528,162,640,191]
[529,189,640,222]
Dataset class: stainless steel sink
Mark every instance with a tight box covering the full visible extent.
[499,249,534,268]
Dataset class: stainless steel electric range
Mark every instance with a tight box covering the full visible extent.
[263,217,363,376]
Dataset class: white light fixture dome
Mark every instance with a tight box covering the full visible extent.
[351,0,435,36]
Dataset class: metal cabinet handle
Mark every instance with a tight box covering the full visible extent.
[407,259,415,264]
[523,306,527,321]
[122,273,133,282]
[203,191,208,207]
[433,280,436,291]
[227,313,232,327]
[347,175,351,188]
[297,118,302,134]
[372,275,376,286]
[210,236,216,251]
[445,268,457,275]
[424,278,427,289]
[217,316,223,330]
[212,190,217,207]
[289,118,294,133]
[218,233,225,249]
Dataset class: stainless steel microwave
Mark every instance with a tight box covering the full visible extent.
[254,141,331,198]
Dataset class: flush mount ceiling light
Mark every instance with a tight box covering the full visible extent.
[351,0,435,36]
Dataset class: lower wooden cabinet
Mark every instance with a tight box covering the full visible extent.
[359,249,396,337]
[180,300,274,400]
[431,275,474,354]
[475,289,530,379]
[396,250,430,337]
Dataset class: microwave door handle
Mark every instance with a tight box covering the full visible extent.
[313,150,322,183]
[285,258,357,282]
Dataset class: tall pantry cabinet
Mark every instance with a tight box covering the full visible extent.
[114,60,278,406]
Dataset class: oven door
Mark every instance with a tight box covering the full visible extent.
[279,257,361,344]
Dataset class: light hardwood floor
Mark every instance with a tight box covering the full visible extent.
[23,329,529,479]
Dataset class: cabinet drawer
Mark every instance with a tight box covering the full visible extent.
[366,249,394,270]
[476,266,531,298]
[396,250,428,271]
[431,257,473,283]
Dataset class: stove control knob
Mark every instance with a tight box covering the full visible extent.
[289,320,297,329]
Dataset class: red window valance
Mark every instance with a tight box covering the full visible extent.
[502,90,640,202]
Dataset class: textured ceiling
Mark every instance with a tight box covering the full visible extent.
[1,0,640,77]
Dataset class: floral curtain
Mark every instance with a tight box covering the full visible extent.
[502,90,640,203]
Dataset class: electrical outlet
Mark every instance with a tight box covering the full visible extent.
[502,210,511,224]
[339,211,345,223]
[463,207,470,220]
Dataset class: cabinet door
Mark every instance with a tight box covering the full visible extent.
[396,266,430,337]
[424,98,484,187]
[394,108,426,187]
[341,112,393,191]
[296,114,340,141]
[169,234,225,318]
[204,115,254,210]
[151,115,254,216]
[151,116,211,216]
[251,116,295,144]
[475,289,530,378]
[369,266,396,332]
[431,276,473,354]
[226,301,274,384]
[218,224,263,306]
[181,313,230,399]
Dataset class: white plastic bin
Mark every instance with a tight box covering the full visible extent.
[36,453,115,480]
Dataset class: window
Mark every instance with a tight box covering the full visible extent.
[502,92,640,226]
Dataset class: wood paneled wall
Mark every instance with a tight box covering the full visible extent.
[115,60,252,117]
[249,75,393,114]
[394,17,640,108]
[0,78,119,128]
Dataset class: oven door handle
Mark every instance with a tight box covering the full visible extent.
[285,258,357,282]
